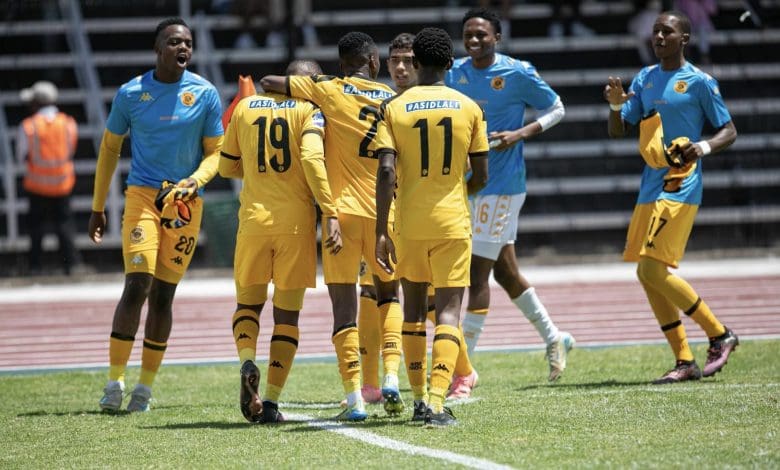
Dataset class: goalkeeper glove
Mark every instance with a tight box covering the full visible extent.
[155,180,193,229]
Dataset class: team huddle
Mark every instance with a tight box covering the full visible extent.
[91,7,739,428]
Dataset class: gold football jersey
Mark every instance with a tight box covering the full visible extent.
[375,85,489,239]
[288,74,395,219]
[222,92,326,235]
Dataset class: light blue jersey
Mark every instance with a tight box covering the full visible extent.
[446,53,558,195]
[622,62,731,205]
[106,69,223,189]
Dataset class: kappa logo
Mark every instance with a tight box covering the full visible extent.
[458,75,468,85]
[383,342,398,350]
[347,360,360,369]
[131,254,144,265]
[645,241,656,249]
[238,333,251,340]
[432,363,450,372]
[269,360,284,369]
[139,92,153,102]
[170,256,184,265]
[359,347,367,355]
[409,361,423,371]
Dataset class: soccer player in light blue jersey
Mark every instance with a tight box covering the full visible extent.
[605,10,738,384]
[445,7,575,382]
[89,17,223,412]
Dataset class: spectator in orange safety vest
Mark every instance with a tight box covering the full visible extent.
[16,80,86,276]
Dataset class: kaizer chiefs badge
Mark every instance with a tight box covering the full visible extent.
[490,76,505,91]
[130,226,145,244]
[180,91,196,106]
[674,80,688,93]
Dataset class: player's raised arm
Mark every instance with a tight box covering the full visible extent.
[259,75,287,95]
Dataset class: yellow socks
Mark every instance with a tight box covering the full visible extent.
[108,332,134,383]
[379,299,403,378]
[402,321,428,402]
[232,308,260,364]
[332,324,361,394]
[685,298,726,339]
[429,324,460,413]
[453,325,474,377]
[138,338,166,387]
[264,324,299,403]
[358,295,381,388]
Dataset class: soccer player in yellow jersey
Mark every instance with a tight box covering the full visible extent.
[375,27,489,427]
[220,60,342,423]
[261,32,403,420]
[355,32,418,406]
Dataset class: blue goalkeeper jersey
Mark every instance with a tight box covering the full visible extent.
[622,62,731,205]
[106,69,223,189]
[446,53,559,195]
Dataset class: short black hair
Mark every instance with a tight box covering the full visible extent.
[154,17,189,46]
[388,32,414,55]
[662,10,692,35]
[412,27,453,68]
[337,31,376,64]
[286,59,322,75]
[462,7,502,35]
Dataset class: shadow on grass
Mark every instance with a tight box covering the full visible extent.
[516,379,652,391]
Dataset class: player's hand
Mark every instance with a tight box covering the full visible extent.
[173,177,199,201]
[375,232,396,275]
[88,211,106,244]
[604,76,635,107]
[674,140,703,165]
[488,130,522,151]
[323,217,342,255]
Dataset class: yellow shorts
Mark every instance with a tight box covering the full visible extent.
[322,213,394,284]
[358,258,373,287]
[623,200,698,269]
[122,186,203,284]
[234,232,316,290]
[396,236,471,288]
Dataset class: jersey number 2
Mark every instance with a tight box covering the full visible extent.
[254,116,291,173]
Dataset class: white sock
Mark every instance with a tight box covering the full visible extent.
[346,390,362,408]
[462,311,487,356]
[512,287,559,344]
[382,373,399,390]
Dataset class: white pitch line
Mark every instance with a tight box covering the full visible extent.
[286,412,516,470]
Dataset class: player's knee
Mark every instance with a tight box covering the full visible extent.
[637,257,666,285]
[492,265,515,289]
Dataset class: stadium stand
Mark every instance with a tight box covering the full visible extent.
[1,0,779,275]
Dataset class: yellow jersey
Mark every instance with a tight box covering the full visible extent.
[375,85,489,239]
[288,74,395,219]
[221,92,328,236]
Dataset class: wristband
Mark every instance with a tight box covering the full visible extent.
[609,103,623,112]
[696,140,712,155]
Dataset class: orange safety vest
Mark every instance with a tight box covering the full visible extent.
[22,112,77,197]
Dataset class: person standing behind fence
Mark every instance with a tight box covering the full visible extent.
[16,80,85,276]
[90,17,224,413]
